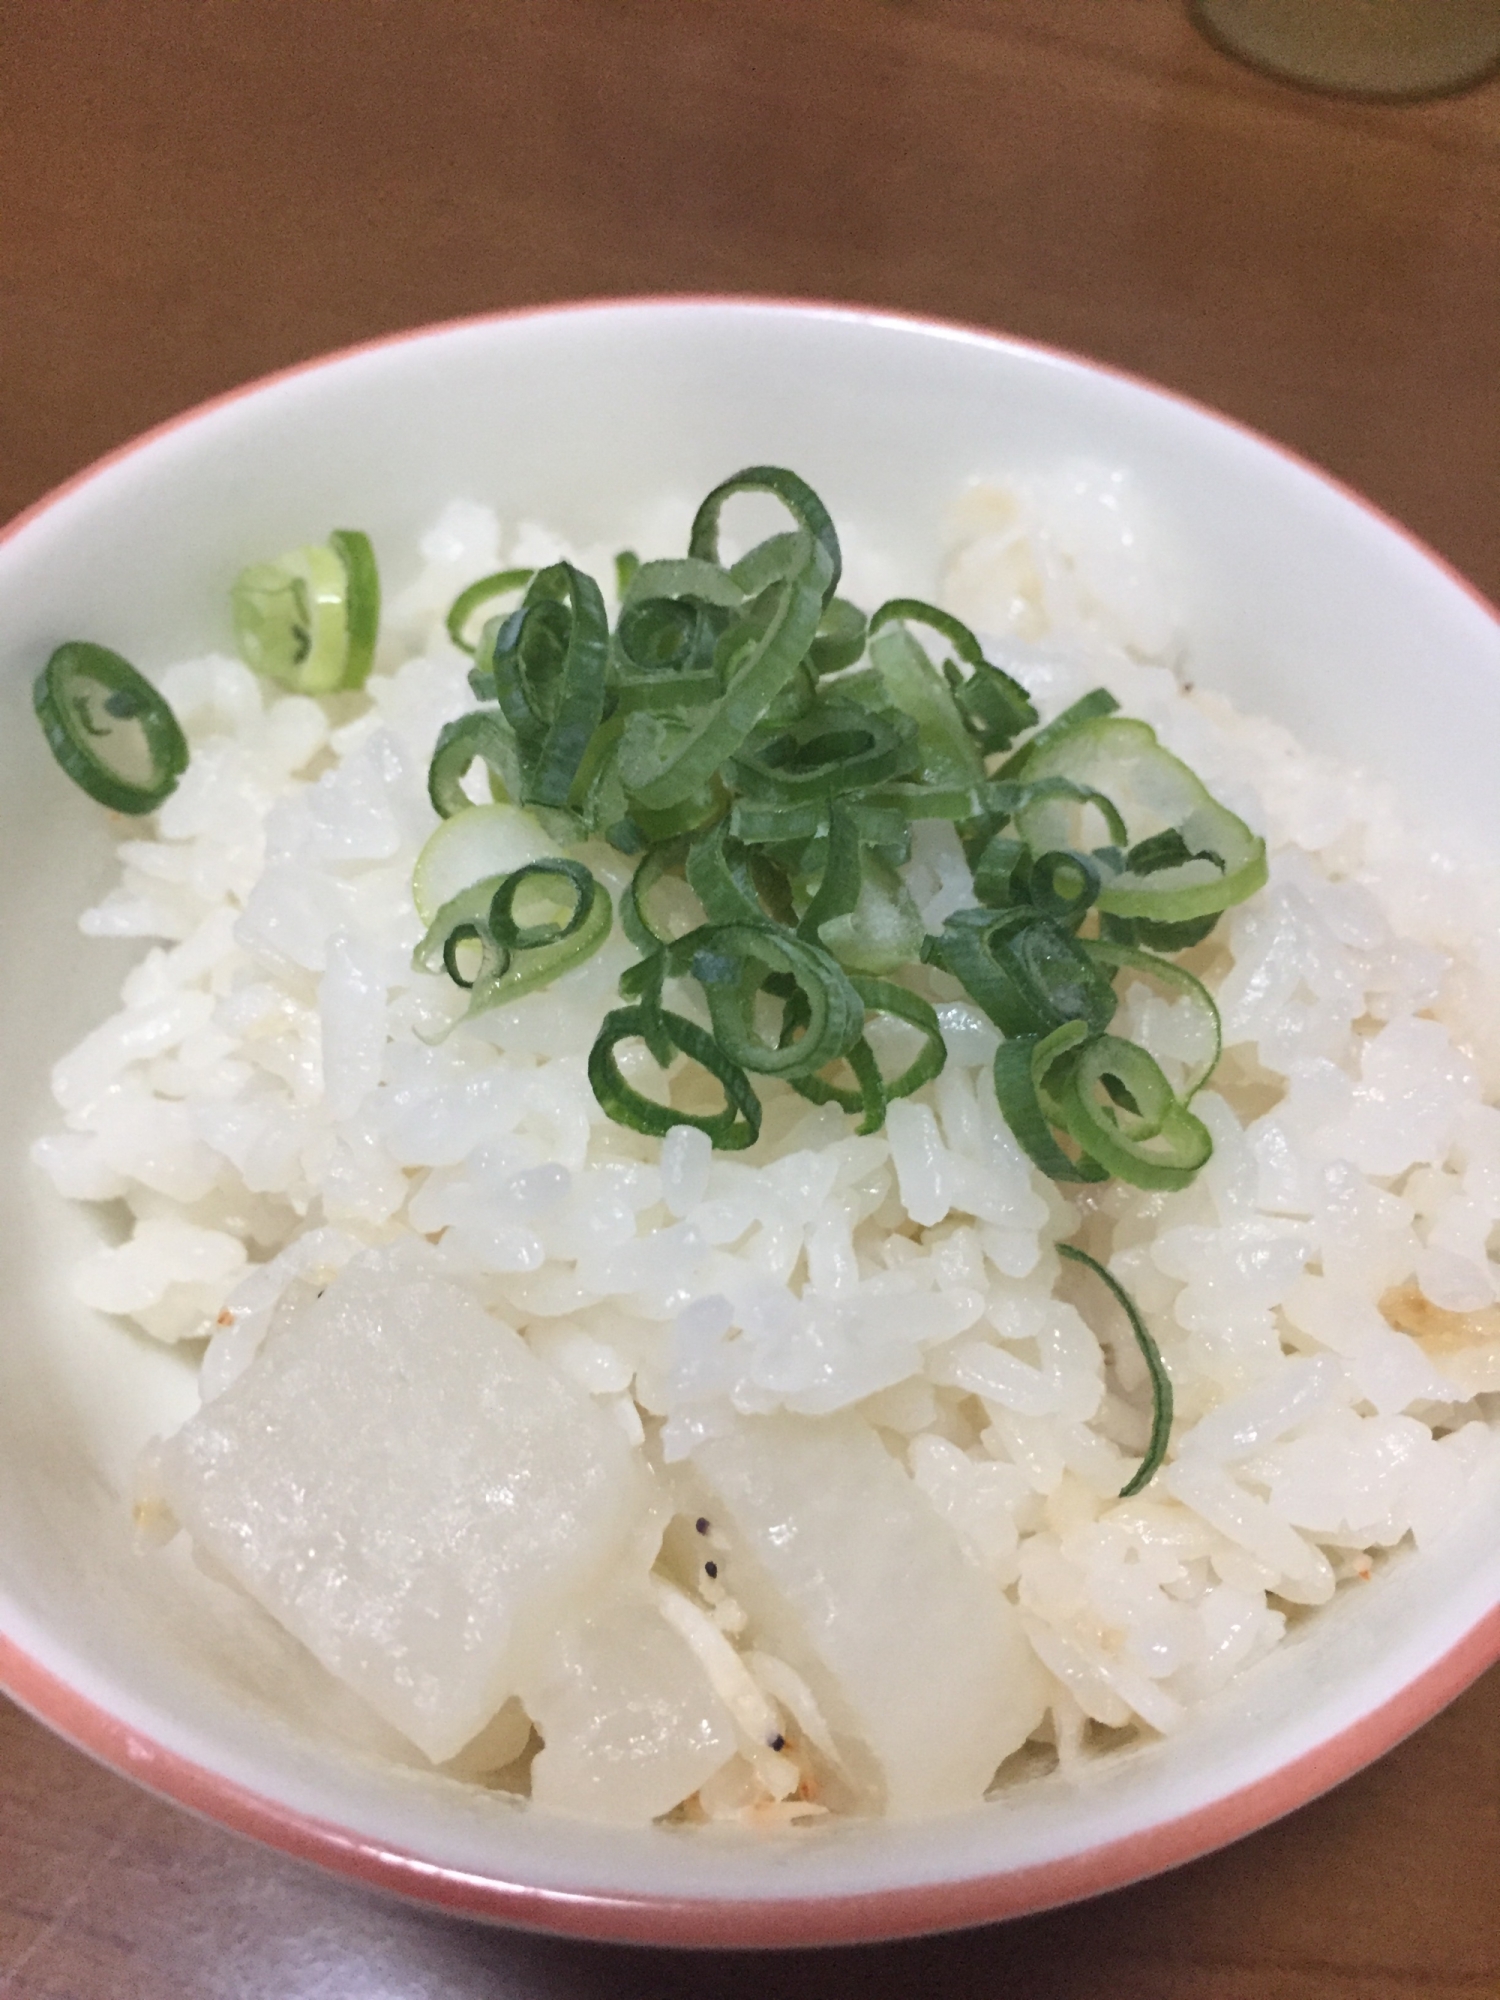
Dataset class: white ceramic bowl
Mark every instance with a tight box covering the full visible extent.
[2,299,1498,1947]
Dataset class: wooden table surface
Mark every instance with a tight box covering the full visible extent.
[2,4,1497,1994]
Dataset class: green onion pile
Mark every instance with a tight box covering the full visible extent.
[33,469,1273,1496]
[417,465,1266,1194]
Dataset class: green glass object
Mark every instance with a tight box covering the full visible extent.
[1192,0,1500,99]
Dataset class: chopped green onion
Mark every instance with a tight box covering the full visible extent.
[1084,938,1222,1099]
[685,823,770,929]
[623,843,694,953]
[733,700,919,801]
[1054,1033,1213,1190]
[477,561,611,811]
[622,558,745,614]
[1015,715,1267,923]
[795,799,862,944]
[1027,849,1102,927]
[1058,1243,1173,1496]
[992,1024,1110,1185]
[449,924,507,990]
[613,585,729,714]
[848,975,946,1101]
[809,596,869,677]
[865,622,985,795]
[1100,909,1221,953]
[445,568,534,655]
[488,859,598,951]
[413,876,511,984]
[781,974,945,1135]
[427,712,523,817]
[983,774,1130,849]
[231,530,380,693]
[868,599,1037,753]
[689,466,842,603]
[993,686,1120,781]
[670,920,864,1081]
[1097,832,1226,950]
[392,465,1257,1185]
[866,776,992,823]
[415,865,611,1020]
[971,833,1032,909]
[329,530,380,689]
[617,538,832,813]
[33,641,189,814]
[814,847,925,974]
[588,1005,761,1150]
[473,874,613,1009]
[926,907,1118,1040]
[782,1002,887,1133]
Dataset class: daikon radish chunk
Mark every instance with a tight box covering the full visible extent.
[154,1245,657,1763]
[525,1585,738,1824]
[442,1697,533,1782]
[689,1413,1045,1817]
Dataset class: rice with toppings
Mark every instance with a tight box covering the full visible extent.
[36,469,1500,1826]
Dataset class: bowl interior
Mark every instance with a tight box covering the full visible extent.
[2,300,1498,1943]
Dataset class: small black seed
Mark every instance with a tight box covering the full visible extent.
[769,1734,786,1753]
[695,1517,710,1535]
[704,1560,718,1579]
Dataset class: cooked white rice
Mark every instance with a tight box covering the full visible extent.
[37,468,1500,1824]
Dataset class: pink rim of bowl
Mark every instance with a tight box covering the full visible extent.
[3,296,1499,1949]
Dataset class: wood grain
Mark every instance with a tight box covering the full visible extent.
[1,3,1497,1993]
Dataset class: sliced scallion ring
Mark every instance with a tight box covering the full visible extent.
[230,530,380,693]
[1084,938,1223,1100]
[671,920,864,1080]
[733,700,919,801]
[686,822,769,929]
[231,542,346,692]
[475,873,612,1009]
[868,598,1036,754]
[1015,715,1267,923]
[33,641,189,814]
[445,568,534,655]
[971,833,1032,909]
[794,799,862,944]
[329,530,380,689]
[1055,1033,1213,1191]
[785,1017,888,1134]
[1057,1243,1173,1496]
[617,539,831,813]
[482,561,613,811]
[814,849,925,974]
[413,876,509,984]
[791,971,949,1129]
[926,907,1118,1040]
[866,620,985,794]
[1027,849,1102,927]
[623,842,697,953]
[994,686,1120,781]
[588,1005,762,1150]
[808,596,868,677]
[488,859,598,952]
[444,916,502,988]
[992,1023,1109,1186]
[428,712,524,817]
[415,867,611,1020]
[689,466,842,604]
